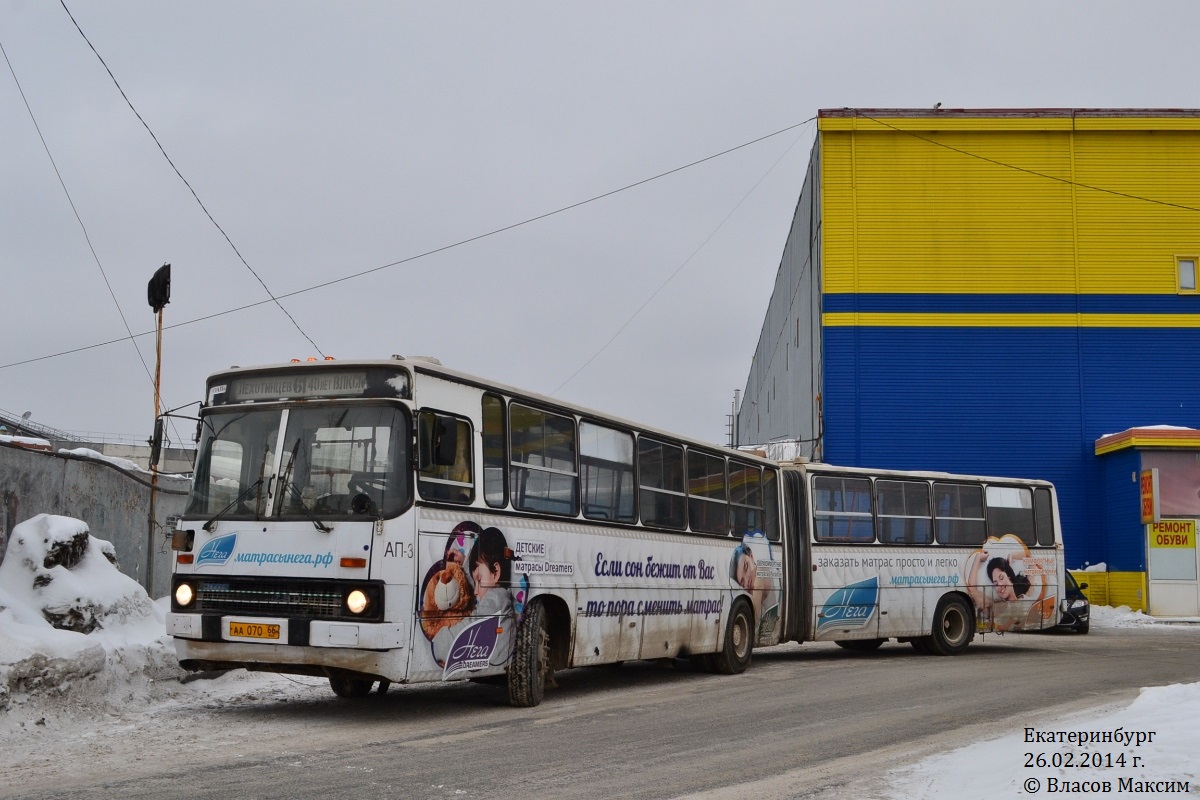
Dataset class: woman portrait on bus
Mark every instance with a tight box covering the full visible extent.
[964,538,1042,631]
[730,533,780,641]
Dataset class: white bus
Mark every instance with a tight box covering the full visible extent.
[166,357,1064,705]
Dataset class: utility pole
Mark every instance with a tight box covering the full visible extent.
[146,263,171,593]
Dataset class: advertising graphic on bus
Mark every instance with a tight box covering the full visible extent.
[165,357,1065,705]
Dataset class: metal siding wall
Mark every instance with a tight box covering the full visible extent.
[737,144,822,452]
[816,112,1200,573]
[822,326,1089,561]
[821,129,1078,295]
[1074,130,1200,294]
[1098,448,1144,572]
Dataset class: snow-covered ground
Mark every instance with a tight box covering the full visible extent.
[1,514,1197,797]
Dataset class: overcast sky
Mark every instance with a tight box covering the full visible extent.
[2,1,1199,449]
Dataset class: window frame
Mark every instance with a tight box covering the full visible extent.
[1177,255,1198,295]
[481,393,508,509]
[687,448,729,536]
[637,436,687,530]
[416,410,475,504]
[812,474,875,543]
[933,481,987,546]
[579,418,637,523]
[875,479,933,545]
[508,401,579,517]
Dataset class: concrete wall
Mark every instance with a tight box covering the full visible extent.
[0,442,190,598]
[51,440,195,476]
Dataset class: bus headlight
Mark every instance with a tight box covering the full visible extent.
[346,589,369,615]
[175,582,195,607]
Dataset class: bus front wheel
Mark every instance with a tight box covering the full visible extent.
[329,674,373,698]
[507,600,551,707]
[928,596,974,656]
[712,599,754,675]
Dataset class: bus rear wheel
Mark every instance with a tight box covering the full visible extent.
[928,596,974,656]
[712,599,754,675]
[507,600,550,707]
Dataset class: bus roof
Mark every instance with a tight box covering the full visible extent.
[205,356,780,467]
[789,461,1055,488]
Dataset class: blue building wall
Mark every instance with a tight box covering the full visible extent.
[1097,448,1145,572]
[823,323,1200,569]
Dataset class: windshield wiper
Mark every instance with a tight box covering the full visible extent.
[280,480,333,533]
[203,476,269,532]
[276,440,332,532]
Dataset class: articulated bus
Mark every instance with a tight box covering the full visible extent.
[166,357,1065,706]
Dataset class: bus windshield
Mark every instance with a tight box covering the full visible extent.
[186,404,411,521]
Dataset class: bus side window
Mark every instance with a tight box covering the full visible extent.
[876,480,932,545]
[580,421,635,523]
[933,483,986,545]
[687,449,728,535]
[985,485,1036,547]
[638,437,686,529]
[761,469,780,542]
[482,394,507,508]
[510,403,578,516]
[418,411,474,503]
[1033,488,1055,547]
[729,460,765,538]
[813,475,874,542]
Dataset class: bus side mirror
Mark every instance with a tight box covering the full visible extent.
[150,417,165,467]
[419,413,459,469]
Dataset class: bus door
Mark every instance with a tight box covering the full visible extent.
[781,469,811,642]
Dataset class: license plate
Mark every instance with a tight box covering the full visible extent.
[228,621,281,640]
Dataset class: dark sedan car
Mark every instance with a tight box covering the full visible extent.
[1058,571,1091,634]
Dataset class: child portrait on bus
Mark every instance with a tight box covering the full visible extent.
[431,525,516,669]
[729,532,780,641]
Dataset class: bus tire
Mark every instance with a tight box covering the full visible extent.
[835,638,884,652]
[928,596,974,656]
[712,599,754,675]
[329,674,373,698]
[507,600,550,707]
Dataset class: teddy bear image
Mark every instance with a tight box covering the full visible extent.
[419,560,475,640]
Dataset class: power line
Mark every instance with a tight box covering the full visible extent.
[11,108,1192,375]
[549,119,817,396]
[2,117,818,371]
[857,112,1200,213]
[0,35,155,390]
[58,0,325,356]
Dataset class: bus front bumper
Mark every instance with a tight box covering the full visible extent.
[166,612,407,649]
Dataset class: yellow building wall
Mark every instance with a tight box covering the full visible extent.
[1069,570,1148,612]
[819,114,1200,299]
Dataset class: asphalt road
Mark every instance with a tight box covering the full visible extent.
[8,626,1200,800]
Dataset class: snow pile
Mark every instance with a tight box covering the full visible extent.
[57,447,147,474]
[0,514,183,716]
[885,682,1200,798]
[0,434,52,450]
[1090,604,1183,628]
